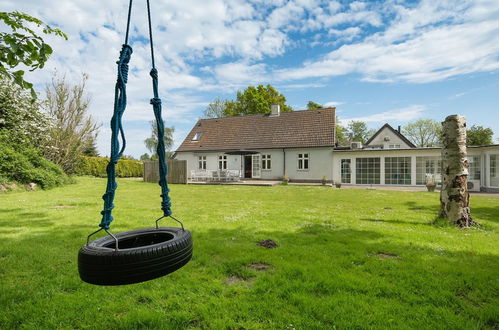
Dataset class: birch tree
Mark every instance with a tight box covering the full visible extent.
[439,115,476,227]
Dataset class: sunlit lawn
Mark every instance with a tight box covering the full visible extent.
[0,177,497,329]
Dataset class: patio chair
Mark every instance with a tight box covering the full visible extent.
[211,171,219,181]
[190,170,198,181]
[219,170,227,182]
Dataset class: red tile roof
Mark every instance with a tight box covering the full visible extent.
[176,108,336,152]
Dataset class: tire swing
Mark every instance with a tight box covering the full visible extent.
[78,0,192,286]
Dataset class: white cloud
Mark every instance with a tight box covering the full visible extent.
[210,61,268,85]
[277,0,499,83]
[341,105,427,124]
[3,0,499,156]
[324,101,345,107]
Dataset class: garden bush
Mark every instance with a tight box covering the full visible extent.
[77,157,143,178]
[0,140,70,189]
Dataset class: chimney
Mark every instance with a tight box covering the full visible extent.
[270,104,280,116]
[397,125,401,133]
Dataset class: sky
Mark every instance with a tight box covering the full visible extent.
[2,0,498,157]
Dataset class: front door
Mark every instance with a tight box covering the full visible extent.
[244,156,252,178]
[252,154,261,178]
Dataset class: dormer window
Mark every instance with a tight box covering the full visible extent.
[192,132,203,141]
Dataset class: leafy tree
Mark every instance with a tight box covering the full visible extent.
[335,117,349,146]
[307,101,323,110]
[203,97,229,118]
[144,120,174,155]
[225,84,292,116]
[0,78,49,146]
[0,11,67,98]
[44,72,100,173]
[140,153,151,160]
[205,85,292,118]
[467,125,493,146]
[81,136,99,157]
[347,121,371,144]
[402,119,441,147]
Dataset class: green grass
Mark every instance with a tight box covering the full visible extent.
[0,177,498,329]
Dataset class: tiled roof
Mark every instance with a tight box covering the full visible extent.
[176,108,336,152]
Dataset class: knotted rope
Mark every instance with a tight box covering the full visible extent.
[99,0,171,229]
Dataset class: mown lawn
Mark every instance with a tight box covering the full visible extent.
[0,177,498,329]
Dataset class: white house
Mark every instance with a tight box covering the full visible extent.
[174,106,499,192]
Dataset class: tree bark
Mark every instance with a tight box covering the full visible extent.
[439,115,477,227]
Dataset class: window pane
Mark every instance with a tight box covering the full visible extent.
[385,157,411,185]
[356,158,380,184]
[416,156,442,185]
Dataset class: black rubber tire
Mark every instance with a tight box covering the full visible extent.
[78,227,192,286]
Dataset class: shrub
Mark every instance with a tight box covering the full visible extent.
[77,157,143,178]
[0,140,70,189]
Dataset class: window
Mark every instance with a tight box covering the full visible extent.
[416,157,442,185]
[467,156,481,180]
[198,156,206,170]
[262,154,271,170]
[298,153,309,170]
[341,159,351,183]
[385,157,411,185]
[218,155,227,170]
[491,155,499,187]
[192,132,203,141]
[355,158,380,184]
[388,144,401,149]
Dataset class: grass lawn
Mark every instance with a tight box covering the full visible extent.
[0,177,498,329]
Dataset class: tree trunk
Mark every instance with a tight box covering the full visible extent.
[439,115,477,227]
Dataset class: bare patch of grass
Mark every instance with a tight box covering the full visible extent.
[247,263,272,272]
[256,239,278,248]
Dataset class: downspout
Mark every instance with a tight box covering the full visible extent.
[282,148,286,179]
[331,148,334,185]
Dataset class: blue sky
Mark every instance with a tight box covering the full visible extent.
[2,0,498,157]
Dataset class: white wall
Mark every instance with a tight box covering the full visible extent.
[255,149,284,180]
[284,147,333,181]
[174,152,241,177]
[177,145,499,187]
[175,147,333,181]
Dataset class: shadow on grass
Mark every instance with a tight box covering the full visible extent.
[359,218,433,226]
[0,208,52,228]
[470,206,499,223]
[0,217,498,329]
[404,201,439,212]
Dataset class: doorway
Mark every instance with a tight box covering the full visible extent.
[244,156,252,178]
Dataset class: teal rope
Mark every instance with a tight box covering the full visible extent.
[150,70,171,217]
[147,0,172,217]
[99,44,133,230]
[98,0,172,229]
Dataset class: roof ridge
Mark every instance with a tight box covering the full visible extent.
[197,107,336,121]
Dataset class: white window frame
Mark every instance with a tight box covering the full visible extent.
[198,156,206,170]
[298,153,309,170]
[262,154,271,170]
[218,155,227,170]
[192,132,202,141]
[252,154,261,178]
[341,159,351,184]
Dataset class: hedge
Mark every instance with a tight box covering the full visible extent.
[0,141,70,189]
[77,157,143,177]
